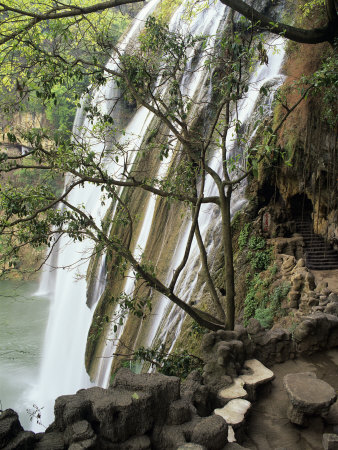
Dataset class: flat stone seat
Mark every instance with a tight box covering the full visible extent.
[214,399,251,427]
[218,378,248,404]
[238,359,274,400]
[283,372,337,426]
[214,399,251,444]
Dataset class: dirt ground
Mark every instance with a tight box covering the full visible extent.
[242,349,338,450]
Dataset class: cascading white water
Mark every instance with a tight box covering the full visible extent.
[149,38,286,351]
[30,0,161,428]
[30,0,286,428]
[93,0,231,382]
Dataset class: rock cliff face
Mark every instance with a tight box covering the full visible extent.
[84,0,337,385]
[254,40,337,250]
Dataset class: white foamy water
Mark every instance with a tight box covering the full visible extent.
[29,0,161,429]
[149,38,286,352]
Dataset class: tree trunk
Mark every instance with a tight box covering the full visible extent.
[219,185,235,330]
[220,0,337,44]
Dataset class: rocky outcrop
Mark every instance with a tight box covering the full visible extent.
[201,310,338,375]
[3,310,337,449]
[0,370,231,450]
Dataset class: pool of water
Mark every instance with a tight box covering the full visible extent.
[0,280,49,429]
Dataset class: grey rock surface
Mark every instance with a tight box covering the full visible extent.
[323,433,338,450]
[0,409,23,448]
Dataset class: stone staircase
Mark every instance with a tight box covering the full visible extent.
[296,221,338,270]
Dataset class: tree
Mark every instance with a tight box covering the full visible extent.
[218,0,337,44]
[0,0,336,46]
[0,3,321,331]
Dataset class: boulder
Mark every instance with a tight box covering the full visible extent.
[0,409,23,448]
[35,431,65,449]
[167,400,191,425]
[190,415,228,449]
[112,368,180,424]
[54,391,94,430]
[223,444,251,449]
[65,420,95,445]
[152,424,187,449]
[68,439,97,450]
[118,435,151,450]
[91,388,153,443]
[322,433,338,450]
[325,302,338,316]
[328,293,338,303]
[181,371,213,417]
[252,328,293,365]
[3,431,36,449]
[325,401,338,425]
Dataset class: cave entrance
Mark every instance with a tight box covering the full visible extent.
[289,194,313,221]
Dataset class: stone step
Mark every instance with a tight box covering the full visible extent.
[295,220,338,271]
[306,255,338,261]
[304,246,332,251]
[296,227,314,232]
[306,251,338,257]
[307,258,338,265]
[302,235,326,241]
[306,263,338,270]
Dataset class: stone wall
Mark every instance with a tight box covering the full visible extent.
[202,310,338,389]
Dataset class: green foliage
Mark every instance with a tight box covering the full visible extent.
[238,223,251,250]
[239,227,271,271]
[300,0,325,17]
[231,210,241,232]
[44,84,77,136]
[0,1,312,329]
[244,273,264,324]
[244,273,290,327]
[269,264,278,276]
[133,345,203,379]
[303,51,338,127]
[248,248,271,271]
[110,292,153,332]
[188,320,208,338]
[155,0,183,23]
[0,5,130,120]
[254,283,290,328]
[248,235,266,250]
[254,307,274,328]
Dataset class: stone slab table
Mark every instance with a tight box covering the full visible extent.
[283,372,337,426]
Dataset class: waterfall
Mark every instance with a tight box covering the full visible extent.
[147,38,286,352]
[30,0,286,429]
[30,0,161,429]
[92,0,230,384]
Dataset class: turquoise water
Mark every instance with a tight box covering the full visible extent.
[0,281,49,429]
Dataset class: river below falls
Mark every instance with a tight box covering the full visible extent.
[0,280,49,429]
